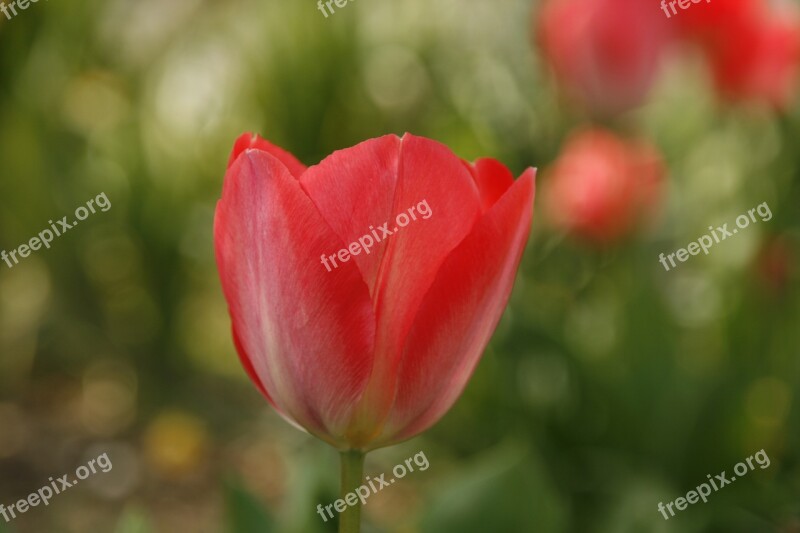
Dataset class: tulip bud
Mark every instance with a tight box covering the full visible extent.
[536,0,673,115]
[544,128,663,245]
[677,0,800,109]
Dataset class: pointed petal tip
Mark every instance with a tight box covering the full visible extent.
[226,132,308,178]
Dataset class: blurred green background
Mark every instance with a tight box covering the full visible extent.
[0,0,799,532]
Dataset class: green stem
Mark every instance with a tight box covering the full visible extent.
[338,450,365,533]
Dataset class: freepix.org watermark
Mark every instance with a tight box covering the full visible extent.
[660,0,711,19]
[1,192,111,270]
[316,451,430,522]
[320,199,432,272]
[316,0,355,18]
[658,201,772,272]
[657,449,770,520]
[0,0,47,22]
[0,452,113,524]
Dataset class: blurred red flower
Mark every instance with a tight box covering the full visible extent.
[536,0,673,115]
[709,15,800,108]
[755,236,795,295]
[674,0,758,43]
[544,128,663,244]
[537,0,800,111]
[214,133,535,451]
[678,0,800,108]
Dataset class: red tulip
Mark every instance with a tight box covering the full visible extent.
[544,128,663,244]
[708,15,800,108]
[674,0,758,44]
[214,133,535,451]
[678,0,800,108]
[537,0,673,115]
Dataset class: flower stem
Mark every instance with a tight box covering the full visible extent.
[339,450,365,533]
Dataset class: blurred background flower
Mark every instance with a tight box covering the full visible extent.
[543,128,663,244]
[537,0,674,115]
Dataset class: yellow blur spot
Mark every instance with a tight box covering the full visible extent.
[143,411,209,479]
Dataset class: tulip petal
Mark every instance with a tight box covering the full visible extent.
[214,149,375,446]
[463,158,515,213]
[373,168,536,447]
[300,134,482,297]
[228,132,307,178]
[300,134,484,443]
[299,134,402,296]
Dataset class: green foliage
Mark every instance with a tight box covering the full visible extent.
[224,476,276,533]
[114,508,154,533]
[421,444,567,533]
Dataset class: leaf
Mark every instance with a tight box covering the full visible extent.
[420,443,567,533]
[224,475,275,533]
[114,507,154,533]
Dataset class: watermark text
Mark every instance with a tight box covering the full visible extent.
[316,451,429,522]
[659,201,771,271]
[0,452,113,524]
[657,449,770,520]
[321,199,432,272]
